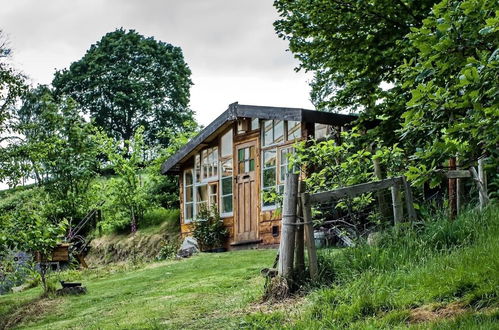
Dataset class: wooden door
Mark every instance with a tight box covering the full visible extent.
[235,140,258,242]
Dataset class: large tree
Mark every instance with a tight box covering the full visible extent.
[273,0,438,141]
[401,0,498,184]
[1,86,102,221]
[52,29,194,147]
[0,30,26,138]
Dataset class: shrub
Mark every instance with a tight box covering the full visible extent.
[142,208,180,230]
[156,237,181,261]
[192,205,228,251]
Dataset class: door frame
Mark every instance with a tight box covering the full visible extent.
[233,138,260,243]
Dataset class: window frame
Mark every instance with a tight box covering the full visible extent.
[219,157,234,218]
[183,169,195,223]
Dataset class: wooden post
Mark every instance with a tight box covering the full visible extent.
[391,182,404,225]
[456,158,463,214]
[294,182,305,273]
[471,162,489,211]
[373,157,391,219]
[478,158,488,210]
[278,173,299,279]
[448,157,457,220]
[301,192,318,281]
[401,176,417,222]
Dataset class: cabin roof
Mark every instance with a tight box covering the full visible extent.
[161,103,357,174]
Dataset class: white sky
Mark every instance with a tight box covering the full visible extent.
[0,0,314,128]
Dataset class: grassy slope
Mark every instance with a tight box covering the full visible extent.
[1,206,498,329]
[0,250,277,329]
[244,205,499,329]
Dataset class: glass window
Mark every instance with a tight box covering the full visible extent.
[263,120,273,146]
[262,120,287,146]
[274,120,284,144]
[201,147,219,180]
[195,155,201,182]
[209,184,218,209]
[251,118,259,130]
[196,184,208,217]
[279,147,295,183]
[262,149,277,207]
[220,129,233,158]
[287,121,301,140]
[184,169,194,222]
[238,146,255,173]
[315,123,331,139]
[220,158,233,215]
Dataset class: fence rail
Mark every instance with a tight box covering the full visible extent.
[276,159,490,282]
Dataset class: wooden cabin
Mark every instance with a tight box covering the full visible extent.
[161,103,356,249]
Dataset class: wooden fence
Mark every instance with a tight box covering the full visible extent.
[277,159,490,281]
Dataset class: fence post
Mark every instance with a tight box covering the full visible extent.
[471,161,489,211]
[294,182,305,274]
[278,173,299,279]
[448,157,458,220]
[456,158,463,214]
[373,157,391,219]
[478,158,488,210]
[391,182,404,225]
[301,192,318,281]
[401,176,417,222]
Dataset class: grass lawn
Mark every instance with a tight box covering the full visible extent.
[0,249,277,329]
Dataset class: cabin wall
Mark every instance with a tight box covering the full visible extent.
[176,118,321,250]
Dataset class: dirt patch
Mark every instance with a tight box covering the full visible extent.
[409,302,467,323]
[0,297,62,330]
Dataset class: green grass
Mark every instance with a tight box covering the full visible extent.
[243,205,499,329]
[2,205,498,329]
[0,250,277,329]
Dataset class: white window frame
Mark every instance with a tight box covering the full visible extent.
[219,157,234,218]
[260,146,296,211]
[201,147,219,182]
[262,120,285,147]
[183,169,195,223]
[261,148,278,211]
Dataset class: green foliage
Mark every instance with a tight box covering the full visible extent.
[142,208,180,230]
[100,127,149,233]
[245,204,499,328]
[52,28,194,146]
[145,119,199,209]
[0,194,67,254]
[400,0,499,183]
[0,30,27,139]
[1,87,103,223]
[289,131,404,217]
[156,237,181,261]
[192,205,228,251]
[273,0,438,144]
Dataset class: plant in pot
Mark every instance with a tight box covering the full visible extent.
[193,205,228,252]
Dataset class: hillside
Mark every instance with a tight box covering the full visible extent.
[1,205,498,329]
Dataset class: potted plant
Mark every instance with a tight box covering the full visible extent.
[192,205,228,252]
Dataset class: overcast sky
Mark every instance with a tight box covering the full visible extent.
[1,0,314,127]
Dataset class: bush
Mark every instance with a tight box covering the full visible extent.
[142,208,180,230]
[156,237,181,260]
[192,205,228,251]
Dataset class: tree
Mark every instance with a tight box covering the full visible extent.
[52,28,194,147]
[146,119,199,209]
[401,0,498,185]
[0,195,67,293]
[1,87,102,222]
[273,0,438,142]
[102,127,148,233]
[0,30,26,140]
